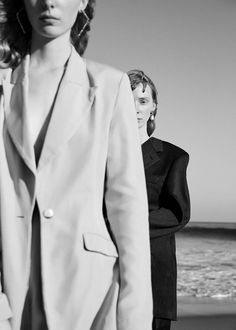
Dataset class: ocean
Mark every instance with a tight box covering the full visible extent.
[176,222,236,300]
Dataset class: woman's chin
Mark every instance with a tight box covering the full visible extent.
[137,120,143,127]
[33,25,67,40]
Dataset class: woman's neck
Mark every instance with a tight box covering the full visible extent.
[139,126,150,145]
[29,31,72,71]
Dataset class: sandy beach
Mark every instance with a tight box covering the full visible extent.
[172,297,236,330]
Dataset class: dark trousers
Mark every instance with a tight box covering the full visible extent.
[20,204,48,330]
[152,317,171,330]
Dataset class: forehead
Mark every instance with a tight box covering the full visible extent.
[133,83,152,98]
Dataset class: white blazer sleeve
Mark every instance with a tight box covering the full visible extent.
[0,93,12,328]
[105,73,153,330]
[0,290,12,326]
[0,287,12,322]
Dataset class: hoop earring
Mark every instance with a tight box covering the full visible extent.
[150,113,155,121]
[16,8,27,34]
[78,10,90,38]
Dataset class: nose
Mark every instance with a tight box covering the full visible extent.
[135,105,142,115]
[134,100,141,113]
[40,0,55,9]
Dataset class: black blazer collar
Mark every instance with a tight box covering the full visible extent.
[142,137,163,169]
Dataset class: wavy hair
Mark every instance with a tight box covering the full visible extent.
[0,0,96,69]
[127,69,158,136]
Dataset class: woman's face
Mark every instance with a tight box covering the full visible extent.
[23,0,88,39]
[132,83,156,130]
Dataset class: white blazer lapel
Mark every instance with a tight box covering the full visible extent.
[2,56,36,174]
[37,47,97,171]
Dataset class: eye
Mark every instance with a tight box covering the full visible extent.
[139,99,148,105]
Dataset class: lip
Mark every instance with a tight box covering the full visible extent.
[39,13,59,21]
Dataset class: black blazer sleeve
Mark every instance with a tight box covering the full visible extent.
[149,152,190,238]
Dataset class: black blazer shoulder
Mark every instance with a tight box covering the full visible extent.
[150,137,189,160]
[142,137,189,171]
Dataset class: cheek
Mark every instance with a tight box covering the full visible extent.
[23,0,36,11]
[64,1,81,18]
[143,108,151,120]
[23,2,35,26]
[63,6,80,28]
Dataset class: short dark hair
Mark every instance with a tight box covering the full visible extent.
[127,69,158,136]
[0,0,96,69]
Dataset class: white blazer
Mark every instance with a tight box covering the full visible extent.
[0,48,152,330]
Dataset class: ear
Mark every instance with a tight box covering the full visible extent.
[152,102,157,112]
[79,0,89,11]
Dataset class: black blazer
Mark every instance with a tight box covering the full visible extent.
[142,137,190,320]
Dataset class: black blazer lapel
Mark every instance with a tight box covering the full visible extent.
[142,137,163,169]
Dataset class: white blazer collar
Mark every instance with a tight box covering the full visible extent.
[2,46,97,174]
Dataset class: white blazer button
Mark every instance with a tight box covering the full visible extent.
[43,209,54,219]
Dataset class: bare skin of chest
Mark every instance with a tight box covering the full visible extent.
[27,66,65,145]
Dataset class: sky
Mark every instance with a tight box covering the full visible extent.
[86,0,236,222]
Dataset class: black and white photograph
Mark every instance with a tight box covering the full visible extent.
[1,1,236,330]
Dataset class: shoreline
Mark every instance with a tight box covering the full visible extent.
[176,224,236,239]
[177,296,236,317]
[172,297,236,330]
[186,221,236,230]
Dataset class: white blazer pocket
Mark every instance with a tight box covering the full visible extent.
[83,233,118,258]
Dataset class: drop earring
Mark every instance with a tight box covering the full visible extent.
[150,113,155,121]
[16,8,27,34]
[78,10,90,38]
